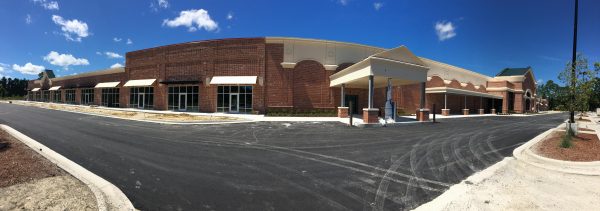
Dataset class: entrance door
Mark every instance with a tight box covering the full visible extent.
[344,95,359,114]
[137,93,144,109]
[229,94,239,113]
[178,93,187,111]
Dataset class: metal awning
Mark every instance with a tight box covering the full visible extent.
[48,86,61,91]
[123,79,156,87]
[31,88,40,92]
[95,81,120,88]
[210,76,257,85]
[426,87,503,99]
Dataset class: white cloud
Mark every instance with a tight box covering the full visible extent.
[227,12,234,20]
[52,15,90,42]
[435,21,456,41]
[105,51,123,59]
[43,51,89,70]
[110,63,124,68]
[113,37,122,42]
[150,0,169,11]
[158,0,169,8]
[25,14,32,24]
[373,2,383,10]
[537,79,544,84]
[33,0,59,10]
[126,38,133,45]
[12,63,46,75]
[96,51,102,55]
[338,0,348,5]
[163,9,218,32]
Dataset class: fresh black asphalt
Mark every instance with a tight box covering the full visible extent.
[0,103,567,211]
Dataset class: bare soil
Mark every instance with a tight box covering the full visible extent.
[0,129,98,210]
[0,129,64,188]
[19,101,241,122]
[535,131,600,161]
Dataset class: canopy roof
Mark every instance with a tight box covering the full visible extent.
[48,86,61,91]
[329,46,429,88]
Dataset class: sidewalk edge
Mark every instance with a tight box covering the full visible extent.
[0,124,135,211]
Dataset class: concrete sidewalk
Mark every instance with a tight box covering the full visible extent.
[415,113,600,211]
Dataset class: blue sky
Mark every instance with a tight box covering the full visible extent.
[0,0,599,85]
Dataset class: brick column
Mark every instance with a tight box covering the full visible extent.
[502,92,509,114]
[441,109,450,116]
[363,108,379,124]
[338,107,349,118]
[416,109,430,121]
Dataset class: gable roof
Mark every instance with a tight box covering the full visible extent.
[496,67,531,76]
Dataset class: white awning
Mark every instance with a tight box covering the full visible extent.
[48,86,61,91]
[31,88,40,92]
[123,79,156,87]
[210,76,257,85]
[95,81,120,88]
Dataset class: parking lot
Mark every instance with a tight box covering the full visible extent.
[0,103,566,210]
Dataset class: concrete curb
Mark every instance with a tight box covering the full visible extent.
[0,124,135,211]
[412,157,513,211]
[513,122,600,176]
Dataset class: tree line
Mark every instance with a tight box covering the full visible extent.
[0,77,29,98]
[537,54,600,112]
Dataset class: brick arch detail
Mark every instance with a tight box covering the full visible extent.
[292,60,332,109]
[427,75,446,88]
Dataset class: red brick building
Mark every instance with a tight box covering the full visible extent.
[27,37,539,122]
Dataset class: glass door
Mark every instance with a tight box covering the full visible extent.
[178,93,186,111]
[137,93,144,109]
[229,93,239,113]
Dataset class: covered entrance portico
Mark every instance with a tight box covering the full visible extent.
[425,87,503,115]
[329,46,429,124]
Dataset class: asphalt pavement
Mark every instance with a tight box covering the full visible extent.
[0,103,567,210]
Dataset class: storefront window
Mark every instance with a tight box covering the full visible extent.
[216,85,252,113]
[80,88,95,105]
[53,91,61,103]
[168,85,199,112]
[65,89,76,104]
[129,87,153,109]
[101,88,120,107]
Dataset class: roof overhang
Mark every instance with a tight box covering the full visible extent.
[95,81,120,88]
[210,76,257,85]
[329,46,429,88]
[123,79,156,87]
[48,86,61,91]
[31,88,40,92]
[426,87,503,99]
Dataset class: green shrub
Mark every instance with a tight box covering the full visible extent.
[560,129,574,148]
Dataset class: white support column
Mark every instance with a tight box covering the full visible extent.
[444,93,447,109]
[368,75,374,109]
[464,95,467,109]
[419,82,426,109]
[340,83,345,106]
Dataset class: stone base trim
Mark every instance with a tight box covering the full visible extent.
[478,109,485,115]
[491,108,496,114]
